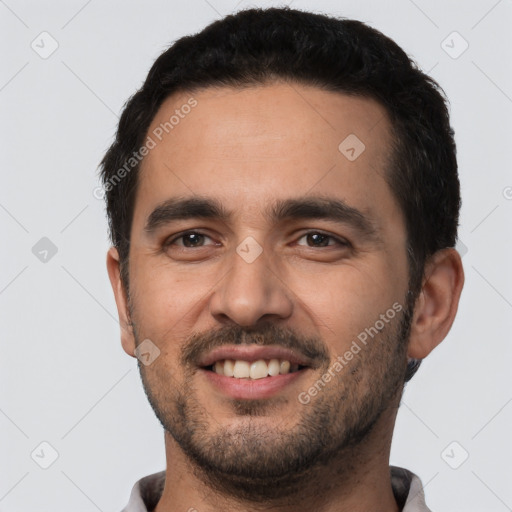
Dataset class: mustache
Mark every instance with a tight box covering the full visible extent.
[180,323,330,368]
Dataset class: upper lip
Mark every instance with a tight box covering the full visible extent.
[197,345,315,368]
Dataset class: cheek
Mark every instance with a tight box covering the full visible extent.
[289,258,407,352]
[129,259,208,345]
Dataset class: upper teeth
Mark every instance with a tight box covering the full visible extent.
[213,359,300,379]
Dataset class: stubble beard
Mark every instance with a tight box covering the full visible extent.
[134,303,412,503]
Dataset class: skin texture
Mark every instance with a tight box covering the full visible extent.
[107,82,464,512]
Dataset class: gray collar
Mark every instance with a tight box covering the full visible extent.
[122,466,432,512]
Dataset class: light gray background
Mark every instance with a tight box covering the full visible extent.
[1,0,511,510]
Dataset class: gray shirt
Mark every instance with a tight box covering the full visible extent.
[121,466,432,511]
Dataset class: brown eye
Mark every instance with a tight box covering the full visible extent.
[296,232,347,248]
[166,231,214,248]
[181,233,205,247]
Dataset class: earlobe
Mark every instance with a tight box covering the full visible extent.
[407,248,465,360]
[106,246,136,357]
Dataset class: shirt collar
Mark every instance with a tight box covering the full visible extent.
[121,466,431,512]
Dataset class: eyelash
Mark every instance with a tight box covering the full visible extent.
[164,230,350,249]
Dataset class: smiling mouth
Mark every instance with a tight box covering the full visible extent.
[204,359,308,380]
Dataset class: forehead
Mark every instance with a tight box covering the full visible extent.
[134,82,398,228]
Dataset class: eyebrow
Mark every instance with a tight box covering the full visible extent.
[144,195,380,241]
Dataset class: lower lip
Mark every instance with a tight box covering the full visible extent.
[199,368,308,400]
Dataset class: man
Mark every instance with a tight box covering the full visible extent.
[101,7,464,512]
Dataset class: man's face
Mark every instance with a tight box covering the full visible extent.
[125,83,411,495]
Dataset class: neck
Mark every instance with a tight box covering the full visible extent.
[154,404,400,512]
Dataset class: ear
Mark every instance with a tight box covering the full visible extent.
[408,248,464,359]
[106,247,136,357]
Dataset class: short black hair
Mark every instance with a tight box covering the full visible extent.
[99,7,460,380]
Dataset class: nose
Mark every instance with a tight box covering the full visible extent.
[209,245,294,327]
